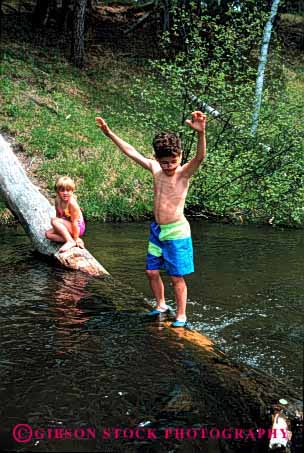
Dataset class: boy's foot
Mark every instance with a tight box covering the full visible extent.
[147,305,170,316]
[171,319,187,328]
[59,240,76,253]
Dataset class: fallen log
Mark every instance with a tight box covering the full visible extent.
[158,319,303,452]
[0,134,109,277]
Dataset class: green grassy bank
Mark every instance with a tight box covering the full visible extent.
[0,21,304,226]
[0,42,164,222]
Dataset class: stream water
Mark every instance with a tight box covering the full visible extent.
[86,221,303,391]
[0,221,303,452]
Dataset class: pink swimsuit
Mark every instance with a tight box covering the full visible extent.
[78,218,86,237]
[58,207,86,237]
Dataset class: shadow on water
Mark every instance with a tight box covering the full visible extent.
[0,223,303,452]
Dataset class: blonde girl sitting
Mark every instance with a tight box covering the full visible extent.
[45,176,85,253]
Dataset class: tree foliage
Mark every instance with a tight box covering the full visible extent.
[133,0,304,226]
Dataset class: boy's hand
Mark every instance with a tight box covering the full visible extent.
[96,117,111,136]
[185,111,206,132]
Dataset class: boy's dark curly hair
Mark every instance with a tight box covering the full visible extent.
[152,132,182,158]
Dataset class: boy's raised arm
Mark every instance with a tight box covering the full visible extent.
[96,117,153,171]
[181,111,206,178]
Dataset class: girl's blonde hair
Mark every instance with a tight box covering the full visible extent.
[55,176,75,192]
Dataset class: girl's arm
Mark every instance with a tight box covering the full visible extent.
[55,197,61,217]
[69,200,82,241]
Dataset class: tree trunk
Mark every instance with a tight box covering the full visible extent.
[71,0,87,68]
[0,0,3,43]
[251,0,281,136]
[59,0,73,32]
[32,0,51,27]
[0,134,109,277]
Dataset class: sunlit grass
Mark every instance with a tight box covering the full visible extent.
[0,42,171,220]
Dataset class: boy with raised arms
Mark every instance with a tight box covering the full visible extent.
[96,111,206,327]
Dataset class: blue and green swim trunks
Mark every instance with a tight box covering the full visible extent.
[146,219,194,276]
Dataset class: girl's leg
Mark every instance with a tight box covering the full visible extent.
[45,228,65,243]
[51,218,76,252]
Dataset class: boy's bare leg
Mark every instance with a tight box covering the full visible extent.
[171,276,187,321]
[51,219,76,252]
[146,270,168,310]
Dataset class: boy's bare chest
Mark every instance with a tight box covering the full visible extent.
[154,174,188,196]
